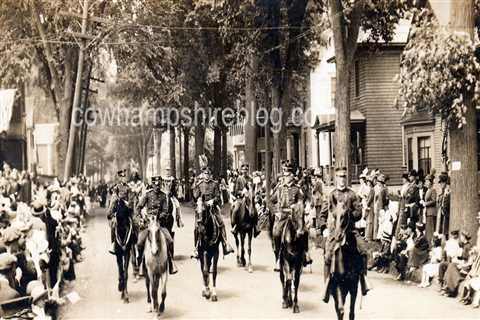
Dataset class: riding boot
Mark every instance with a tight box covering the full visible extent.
[169,255,178,275]
[360,274,371,296]
[223,241,234,256]
[253,224,261,238]
[322,276,331,303]
[109,242,116,255]
[136,244,144,267]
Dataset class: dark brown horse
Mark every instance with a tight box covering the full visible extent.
[196,198,221,302]
[112,199,135,303]
[231,189,255,272]
[323,203,363,320]
[278,211,306,313]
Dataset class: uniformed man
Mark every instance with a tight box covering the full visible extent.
[136,175,178,275]
[231,164,260,237]
[271,162,312,271]
[108,169,132,254]
[192,166,234,258]
[405,170,420,230]
[321,167,370,299]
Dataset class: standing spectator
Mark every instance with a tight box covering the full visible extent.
[436,172,450,235]
[422,174,437,243]
[374,173,389,240]
[395,172,410,238]
[405,170,420,230]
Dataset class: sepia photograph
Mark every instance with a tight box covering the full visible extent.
[0,0,479,319]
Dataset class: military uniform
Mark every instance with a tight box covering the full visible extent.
[192,168,233,256]
[270,164,312,267]
[231,164,260,236]
[108,170,133,254]
[322,168,370,299]
[135,176,177,274]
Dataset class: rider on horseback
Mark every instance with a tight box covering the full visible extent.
[321,167,370,299]
[230,164,261,238]
[108,169,133,254]
[192,166,234,258]
[271,162,313,270]
[136,175,178,275]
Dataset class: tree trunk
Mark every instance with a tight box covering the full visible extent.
[334,62,352,176]
[244,55,258,172]
[195,124,205,171]
[271,79,281,179]
[221,128,228,179]
[183,127,191,201]
[449,0,478,240]
[213,124,221,179]
[169,126,176,177]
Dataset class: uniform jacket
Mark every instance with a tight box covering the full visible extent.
[233,175,251,197]
[136,189,168,217]
[193,178,221,204]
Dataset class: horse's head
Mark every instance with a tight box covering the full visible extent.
[147,215,161,255]
[334,202,350,233]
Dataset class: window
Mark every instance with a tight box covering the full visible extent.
[331,76,336,108]
[407,138,413,171]
[355,60,360,98]
[418,136,432,175]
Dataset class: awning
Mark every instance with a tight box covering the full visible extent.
[0,89,16,133]
[312,109,366,132]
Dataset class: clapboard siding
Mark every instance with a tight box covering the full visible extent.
[357,49,404,185]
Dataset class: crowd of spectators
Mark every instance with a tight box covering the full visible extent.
[0,163,91,317]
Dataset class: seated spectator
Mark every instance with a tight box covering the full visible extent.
[438,230,462,290]
[407,222,430,276]
[418,233,444,287]
[458,212,480,307]
[394,226,413,281]
[441,230,473,297]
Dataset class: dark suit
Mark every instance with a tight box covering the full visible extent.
[424,188,437,243]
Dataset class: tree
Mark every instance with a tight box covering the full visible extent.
[399,1,480,239]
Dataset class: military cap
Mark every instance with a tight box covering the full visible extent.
[151,175,162,183]
[335,167,347,177]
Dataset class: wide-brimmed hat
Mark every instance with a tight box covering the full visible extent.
[461,230,471,240]
[0,252,17,271]
[31,199,46,216]
[416,222,426,231]
[408,169,418,178]
[425,174,434,182]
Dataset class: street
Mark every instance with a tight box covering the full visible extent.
[60,207,479,319]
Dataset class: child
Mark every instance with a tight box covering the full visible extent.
[418,233,444,287]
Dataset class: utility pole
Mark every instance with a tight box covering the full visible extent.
[64,0,90,179]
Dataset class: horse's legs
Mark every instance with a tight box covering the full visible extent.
[152,274,159,313]
[292,265,301,313]
[123,250,130,303]
[159,274,168,313]
[201,252,211,299]
[247,230,253,273]
[240,233,246,267]
[349,278,359,320]
[234,233,241,266]
[116,253,124,293]
[332,285,344,320]
[145,268,152,310]
[280,266,289,309]
[211,250,219,302]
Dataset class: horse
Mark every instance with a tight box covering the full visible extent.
[143,215,169,315]
[277,209,307,313]
[196,198,221,302]
[231,189,255,272]
[112,198,135,303]
[323,203,363,320]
